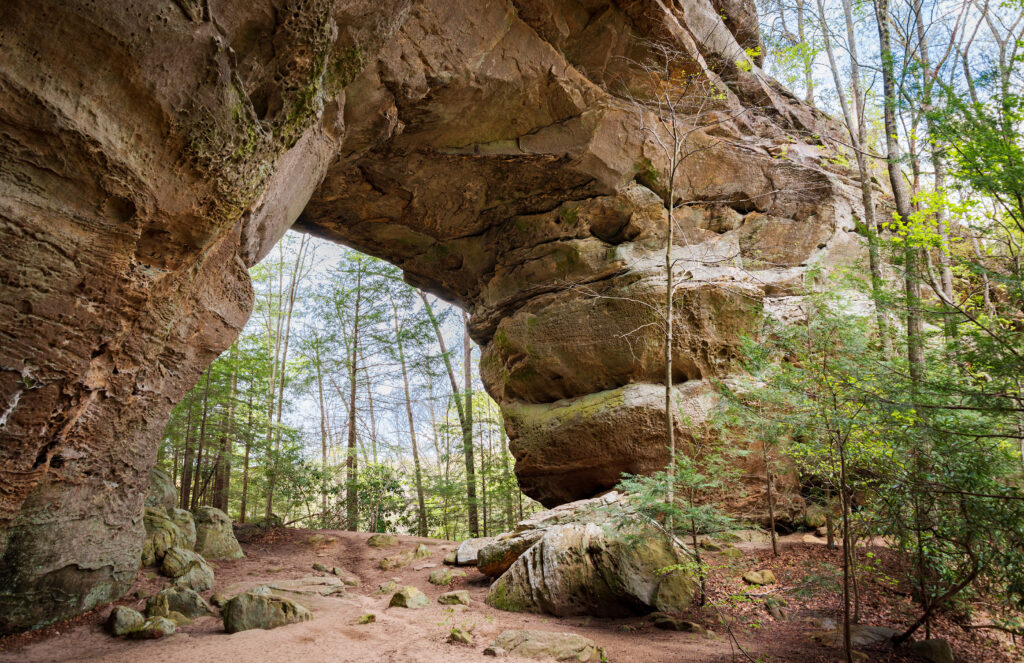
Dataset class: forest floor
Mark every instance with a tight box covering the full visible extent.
[0,528,1018,663]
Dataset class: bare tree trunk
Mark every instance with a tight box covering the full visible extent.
[179,395,195,509]
[191,369,213,510]
[763,437,778,556]
[345,267,364,531]
[394,300,428,537]
[462,312,479,537]
[796,0,814,105]
[240,390,253,523]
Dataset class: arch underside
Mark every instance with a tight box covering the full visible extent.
[0,0,868,633]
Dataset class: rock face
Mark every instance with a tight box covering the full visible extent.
[484,493,696,617]
[0,0,871,633]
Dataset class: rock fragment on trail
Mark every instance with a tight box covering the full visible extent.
[429,568,466,586]
[388,587,429,609]
[194,506,244,559]
[742,569,777,586]
[413,543,431,558]
[448,626,473,644]
[438,590,471,606]
[146,586,214,620]
[650,613,704,633]
[367,533,398,548]
[222,592,313,633]
[357,613,376,624]
[127,617,176,640]
[106,606,145,636]
[485,630,606,662]
[379,549,415,570]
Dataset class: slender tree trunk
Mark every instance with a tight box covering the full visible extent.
[394,302,428,537]
[240,389,253,523]
[418,290,479,537]
[875,0,926,384]
[838,432,854,663]
[191,369,213,510]
[796,0,814,105]
[346,268,364,531]
[501,425,514,530]
[314,342,329,517]
[179,395,196,509]
[763,437,778,556]
[462,312,479,537]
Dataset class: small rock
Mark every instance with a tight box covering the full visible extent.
[165,610,192,626]
[307,533,336,546]
[720,547,744,559]
[367,533,398,548]
[698,539,725,551]
[332,568,360,586]
[146,587,213,619]
[438,590,471,606]
[378,579,399,594]
[380,549,415,570]
[210,593,229,609]
[127,617,176,639]
[908,638,954,663]
[454,537,495,566]
[483,647,508,657]
[765,597,788,621]
[486,630,605,662]
[429,568,466,586]
[816,525,830,538]
[312,562,330,573]
[389,586,429,609]
[413,543,431,558]
[222,592,313,633]
[357,613,376,625]
[449,626,473,644]
[651,613,704,633]
[443,550,458,565]
[106,606,145,636]
[742,569,777,585]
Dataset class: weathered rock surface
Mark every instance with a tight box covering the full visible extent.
[126,617,176,640]
[145,587,213,620]
[160,547,214,592]
[106,606,145,637]
[0,0,870,632]
[144,468,177,511]
[485,493,696,617]
[366,533,399,548]
[141,507,190,567]
[438,590,471,606]
[485,630,606,662]
[455,537,496,567]
[429,568,466,586]
[194,506,243,560]
[389,586,429,609]
[222,592,313,633]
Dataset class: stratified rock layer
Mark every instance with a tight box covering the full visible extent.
[1,0,871,632]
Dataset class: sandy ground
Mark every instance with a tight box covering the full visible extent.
[0,529,1016,663]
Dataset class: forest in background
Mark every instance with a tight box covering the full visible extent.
[155,234,537,541]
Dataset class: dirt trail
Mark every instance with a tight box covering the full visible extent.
[0,529,1009,663]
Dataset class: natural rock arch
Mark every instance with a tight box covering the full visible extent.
[0,0,867,633]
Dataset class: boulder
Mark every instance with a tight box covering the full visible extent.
[742,570,777,586]
[413,543,432,559]
[222,592,313,633]
[443,550,458,565]
[804,504,828,528]
[332,568,360,586]
[651,613,704,633]
[477,530,546,577]
[106,606,145,636]
[483,493,694,617]
[429,568,466,586]
[379,550,415,571]
[160,547,214,592]
[144,467,177,511]
[389,587,429,609]
[194,507,243,560]
[168,508,197,550]
[145,587,213,620]
[909,638,954,663]
[449,626,473,644]
[484,630,606,662]
[141,507,188,567]
[455,537,495,566]
[127,617,176,640]
[367,534,398,548]
[438,590,471,606]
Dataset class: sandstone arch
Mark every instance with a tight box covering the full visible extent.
[0,0,867,633]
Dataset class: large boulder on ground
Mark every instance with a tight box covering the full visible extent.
[160,547,214,592]
[379,550,415,571]
[909,638,954,663]
[194,506,243,560]
[429,568,466,586]
[222,592,313,633]
[484,493,695,617]
[484,630,606,662]
[367,533,398,548]
[141,507,189,567]
[145,586,213,620]
[144,468,177,511]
